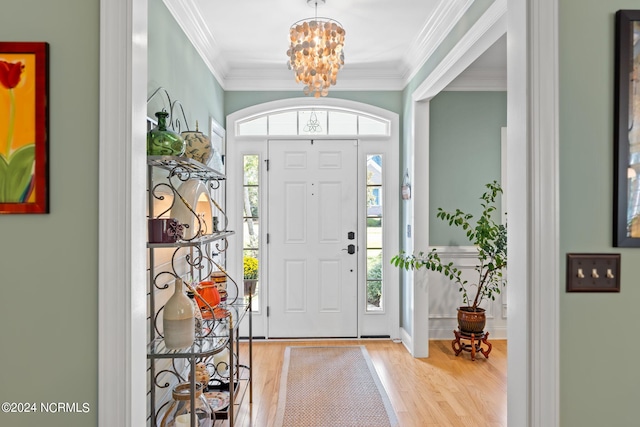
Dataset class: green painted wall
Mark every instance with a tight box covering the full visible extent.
[429,91,506,246]
[0,1,99,426]
[225,90,403,118]
[559,0,640,425]
[148,0,224,129]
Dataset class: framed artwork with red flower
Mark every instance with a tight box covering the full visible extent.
[0,42,49,214]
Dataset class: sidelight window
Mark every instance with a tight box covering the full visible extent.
[366,154,384,311]
[243,155,260,310]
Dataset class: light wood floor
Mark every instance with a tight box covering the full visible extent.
[231,339,507,427]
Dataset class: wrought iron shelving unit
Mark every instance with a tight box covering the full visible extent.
[146,154,252,427]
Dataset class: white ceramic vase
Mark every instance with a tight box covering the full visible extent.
[163,278,195,350]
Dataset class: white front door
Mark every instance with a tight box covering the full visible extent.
[268,139,358,337]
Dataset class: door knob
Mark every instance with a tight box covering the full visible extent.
[342,244,356,254]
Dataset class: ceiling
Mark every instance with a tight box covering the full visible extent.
[164,0,506,92]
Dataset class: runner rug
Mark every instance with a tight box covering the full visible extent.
[274,346,399,427]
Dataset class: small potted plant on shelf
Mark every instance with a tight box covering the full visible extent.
[391,181,507,334]
[243,256,259,296]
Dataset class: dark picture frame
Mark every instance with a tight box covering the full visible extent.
[0,42,49,214]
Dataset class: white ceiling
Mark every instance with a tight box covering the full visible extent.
[165,0,506,92]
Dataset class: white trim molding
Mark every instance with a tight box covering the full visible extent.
[99,0,148,426]
[444,67,507,91]
[163,0,229,86]
[403,0,475,84]
[507,0,560,426]
[413,0,507,101]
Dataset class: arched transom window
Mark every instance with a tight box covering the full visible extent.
[236,108,390,137]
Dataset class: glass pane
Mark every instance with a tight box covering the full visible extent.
[243,154,260,312]
[367,249,383,280]
[243,187,259,217]
[367,155,383,185]
[366,281,383,310]
[238,116,267,136]
[366,152,383,313]
[367,187,382,216]
[243,248,259,258]
[299,110,327,135]
[268,111,297,135]
[243,218,260,249]
[244,155,259,185]
[367,219,382,249]
[359,116,389,135]
[328,111,357,135]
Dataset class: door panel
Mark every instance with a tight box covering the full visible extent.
[268,139,358,337]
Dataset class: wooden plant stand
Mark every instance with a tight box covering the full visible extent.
[452,330,492,361]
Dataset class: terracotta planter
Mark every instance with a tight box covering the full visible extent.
[457,307,486,334]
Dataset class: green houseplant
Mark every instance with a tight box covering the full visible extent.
[391,181,507,333]
[243,256,259,296]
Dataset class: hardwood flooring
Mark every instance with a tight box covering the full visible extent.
[230,339,507,427]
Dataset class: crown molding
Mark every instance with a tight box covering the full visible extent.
[412,0,507,101]
[402,0,475,84]
[163,0,229,87]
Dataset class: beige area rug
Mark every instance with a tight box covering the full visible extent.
[274,346,399,427]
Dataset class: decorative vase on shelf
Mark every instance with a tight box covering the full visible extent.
[159,382,213,427]
[181,120,213,165]
[196,281,221,320]
[163,278,195,350]
[147,111,186,156]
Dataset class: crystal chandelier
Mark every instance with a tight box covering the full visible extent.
[286,0,345,97]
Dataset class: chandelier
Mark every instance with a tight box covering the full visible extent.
[286,0,345,97]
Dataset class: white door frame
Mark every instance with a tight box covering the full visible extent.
[226,98,400,340]
[98,0,560,426]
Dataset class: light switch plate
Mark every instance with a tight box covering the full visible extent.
[566,253,620,292]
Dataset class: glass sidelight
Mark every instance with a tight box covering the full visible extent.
[366,154,383,311]
[243,155,260,310]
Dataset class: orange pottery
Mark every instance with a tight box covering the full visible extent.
[196,281,221,319]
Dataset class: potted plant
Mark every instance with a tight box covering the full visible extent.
[243,256,259,296]
[391,181,506,334]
